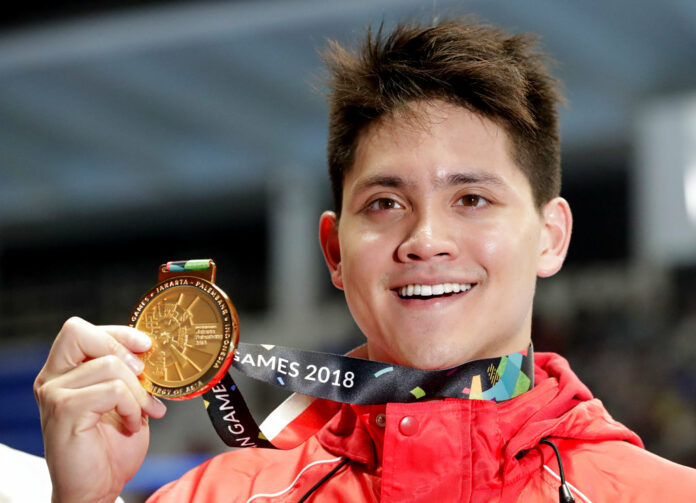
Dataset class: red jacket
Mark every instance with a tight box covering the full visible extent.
[149,353,696,502]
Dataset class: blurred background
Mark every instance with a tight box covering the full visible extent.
[0,0,695,500]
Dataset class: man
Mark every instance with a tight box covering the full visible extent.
[35,18,696,502]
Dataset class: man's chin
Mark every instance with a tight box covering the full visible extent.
[380,341,482,370]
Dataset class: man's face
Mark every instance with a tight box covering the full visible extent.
[320,100,571,369]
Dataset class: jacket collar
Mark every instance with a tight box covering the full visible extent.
[316,352,643,470]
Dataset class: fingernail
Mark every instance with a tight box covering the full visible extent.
[125,353,145,374]
[134,331,152,349]
[150,394,167,415]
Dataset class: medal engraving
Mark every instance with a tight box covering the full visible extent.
[129,278,239,400]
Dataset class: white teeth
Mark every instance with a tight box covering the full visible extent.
[397,283,473,298]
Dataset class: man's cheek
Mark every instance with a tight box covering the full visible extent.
[482,238,500,258]
[477,225,522,261]
[477,228,506,261]
[357,229,387,245]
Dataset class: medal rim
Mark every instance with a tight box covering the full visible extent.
[128,276,239,400]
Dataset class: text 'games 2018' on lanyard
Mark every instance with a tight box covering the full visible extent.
[129,259,534,450]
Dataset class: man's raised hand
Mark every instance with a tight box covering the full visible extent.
[34,317,167,503]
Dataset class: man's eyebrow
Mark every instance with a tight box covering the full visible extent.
[440,172,506,187]
[353,174,413,192]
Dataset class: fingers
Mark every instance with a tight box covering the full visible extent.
[41,317,151,380]
[55,381,147,435]
[35,317,167,421]
[41,379,150,437]
[50,354,166,419]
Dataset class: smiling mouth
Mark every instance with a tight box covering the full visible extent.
[396,282,474,299]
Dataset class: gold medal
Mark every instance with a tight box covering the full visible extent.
[129,260,239,400]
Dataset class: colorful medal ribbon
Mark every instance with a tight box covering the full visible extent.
[163,259,213,272]
[203,343,534,449]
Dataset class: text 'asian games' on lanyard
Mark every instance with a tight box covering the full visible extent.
[204,342,534,449]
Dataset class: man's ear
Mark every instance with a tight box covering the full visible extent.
[537,197,573,278]
[319,210,344,290]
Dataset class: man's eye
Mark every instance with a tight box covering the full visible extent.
[367,198,402,211]
[456,194,489,208]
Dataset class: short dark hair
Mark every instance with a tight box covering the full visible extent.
[322,18,563,215]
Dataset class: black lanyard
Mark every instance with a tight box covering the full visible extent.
[203,342,534,449]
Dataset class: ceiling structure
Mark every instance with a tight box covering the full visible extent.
[1,0,696,232]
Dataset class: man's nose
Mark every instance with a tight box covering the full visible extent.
[395,213,458,262]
